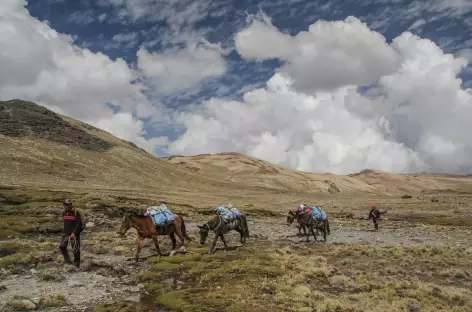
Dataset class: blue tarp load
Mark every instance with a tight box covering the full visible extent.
[216,205,233,219]
[309,206,327,221]
[146,204,176,226]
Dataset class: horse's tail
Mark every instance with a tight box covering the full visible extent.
[180,216,192,241]
[326,218,331,235]
[240,214,250,238]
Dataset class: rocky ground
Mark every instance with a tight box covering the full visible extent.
[2,216,472,312]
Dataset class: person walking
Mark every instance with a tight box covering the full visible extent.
[59,199,84,267]
[368,203,381,231]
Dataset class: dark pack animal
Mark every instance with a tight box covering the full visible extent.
[287,208,331,242]
[198,212,249,254]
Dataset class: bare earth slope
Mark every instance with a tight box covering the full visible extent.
[2,99,472,203]
[164,153,472,195]
[0,100,249,205]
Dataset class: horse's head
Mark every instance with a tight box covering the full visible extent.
[117,213,132,237]
[197,224,210,245]
[286,210,296,225]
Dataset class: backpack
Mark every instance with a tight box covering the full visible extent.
[74,209,87,232]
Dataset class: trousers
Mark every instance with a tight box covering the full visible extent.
[59,234,80,266]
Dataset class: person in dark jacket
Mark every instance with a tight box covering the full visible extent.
[368,203,381,231]
[59,199,83,267]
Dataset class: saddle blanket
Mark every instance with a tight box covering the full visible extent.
[305,206,327,221]
[146,204,177,226]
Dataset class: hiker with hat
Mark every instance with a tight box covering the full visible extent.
[59,199,84,267]
[368,203,381,231]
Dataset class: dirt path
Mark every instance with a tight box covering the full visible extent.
[0,252,147,312]
[246,219,472,247]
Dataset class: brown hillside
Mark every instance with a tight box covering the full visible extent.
[163,153,472,195]
[2,99,472,210]
[0,100,253,206]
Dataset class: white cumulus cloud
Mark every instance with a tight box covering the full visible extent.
[235,13,400,92]
[168,15,472,174]
[137,41,226,93]
[0,0,164,153]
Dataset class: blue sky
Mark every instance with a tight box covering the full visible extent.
[2,0,472,173]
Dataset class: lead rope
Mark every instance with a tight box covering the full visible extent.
[206,214,223,232]
[69,236,80,254]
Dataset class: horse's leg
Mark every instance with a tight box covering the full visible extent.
[238,228,246,245]
[150,235,162,258]
[209,232,219,254]
[305,225,312,243]
[310,226,318,243]
[219,234,228,251]
[235,220,246,245]
[169,233,177,256]
[323,221,327,242]
[135,237,144,262]
[173,220,187,253]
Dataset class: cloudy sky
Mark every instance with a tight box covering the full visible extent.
[1,0,472,174]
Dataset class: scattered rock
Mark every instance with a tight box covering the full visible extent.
[10,299,37,310]
[30,269,37,274]
[329,275,351,288]
[86,222,95,228]
[328,183,340,194]
[68,279,85,287]
[431,197,439,202]
[432,286,442,295]
[408,304,421,312]
[93,274,107,282]
[292,285,311,297]
[128,286,140,293]
[401,194,412,199]
[124,293,140,303]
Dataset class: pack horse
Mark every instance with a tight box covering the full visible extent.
[287,204,331,242]
[117,204,192,262]
[198,204,250,254]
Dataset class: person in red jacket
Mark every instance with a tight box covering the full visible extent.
[368,203,381,231]
[59,199,83,267]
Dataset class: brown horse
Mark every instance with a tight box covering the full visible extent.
[117,213,191,262]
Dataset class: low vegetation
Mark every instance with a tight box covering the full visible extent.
[90,240,472,312]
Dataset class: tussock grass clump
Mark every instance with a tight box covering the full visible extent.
[38,268,64,282]
[0,253,33,266]
[38,293,67,308]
